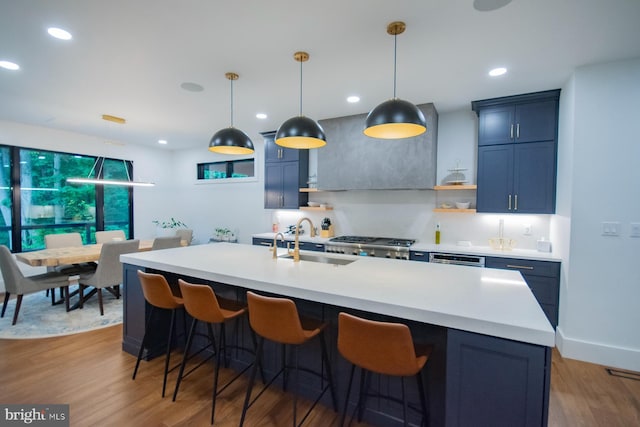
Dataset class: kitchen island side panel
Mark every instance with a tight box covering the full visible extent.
[446,328,550,427]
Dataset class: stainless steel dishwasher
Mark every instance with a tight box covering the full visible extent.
[429,252,485,267]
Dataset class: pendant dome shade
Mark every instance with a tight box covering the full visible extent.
[209,72,255,154]
[209,127,254,154]
[275,51,326,149]
[275,116,326,149]
[364,21,427,139]
[364,98,426,139]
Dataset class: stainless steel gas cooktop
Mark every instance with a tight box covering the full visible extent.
[326,236,416,259]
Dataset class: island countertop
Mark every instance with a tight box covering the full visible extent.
[121,242,555,347]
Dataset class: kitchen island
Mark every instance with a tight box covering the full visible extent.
[121,243,554,427]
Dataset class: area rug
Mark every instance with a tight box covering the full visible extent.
[0,287,123,339]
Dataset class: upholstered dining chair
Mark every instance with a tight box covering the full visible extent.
[78,240,139,315]
[44,232,97,308]
[0,245,79,325]
[174,229,193,245]
[151,236,182,250]
[95,229,126,243]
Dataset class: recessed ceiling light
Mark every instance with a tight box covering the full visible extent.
[0,61,20,71]
[47,27,72,40]
[158,139,168,145]
[256,113,267,119]
[347,95,360,103]
[180,82,204,92]
[489,67,507,77]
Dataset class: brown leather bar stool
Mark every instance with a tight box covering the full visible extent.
[239,291,338,427]
[132,270,184,398]
[172,279,255,425]
[337,312,432,427]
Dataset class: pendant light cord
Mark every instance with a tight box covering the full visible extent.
[299,58,303,116]
[230,78,234,127]
[393,32,397,99]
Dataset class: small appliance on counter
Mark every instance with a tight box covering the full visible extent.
[320,217,334,238]
[536,238,552,253]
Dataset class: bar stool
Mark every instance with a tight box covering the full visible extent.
[239,291,338,427]
[337,312,432,427]
[172,279,255,425]
[132,270,184,398]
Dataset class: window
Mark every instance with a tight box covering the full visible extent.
[197,159,255,180]
[1,145,134,252]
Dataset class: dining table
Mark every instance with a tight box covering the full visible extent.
[15,239,184,267]
[14,239,186,311]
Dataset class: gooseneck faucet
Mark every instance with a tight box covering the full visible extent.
[288,217,316,262]
[272,232,285,259]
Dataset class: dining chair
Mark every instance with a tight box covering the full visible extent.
[174,229,193,245]
[78,240,140,315]
[44,232,97,309]
[0,245,79,325]
[95,230,126,243]
[151,236,182,250]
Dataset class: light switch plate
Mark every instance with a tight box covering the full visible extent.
[631,223,640,238]
[602,221,621,236]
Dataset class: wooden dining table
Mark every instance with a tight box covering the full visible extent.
[15,239,163,267]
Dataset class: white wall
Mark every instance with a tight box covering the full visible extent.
[555,57,640,371]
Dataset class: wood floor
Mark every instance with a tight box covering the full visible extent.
[0,325,638,426]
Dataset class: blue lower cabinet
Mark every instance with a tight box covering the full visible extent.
[296,241,325,252]
[446,329,551,427]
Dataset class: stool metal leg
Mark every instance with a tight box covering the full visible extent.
[340,364,356,427]
[132,306,155,380]
[401,376,409,427]
[161,308,177,397]
[416,371,429,427]
[209,323,222,424]
[239,336,264,427]
[172,317,199,401]
[320,331,338,412]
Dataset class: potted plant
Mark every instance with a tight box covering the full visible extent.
[153,217,187,237]
[214,227,234,242]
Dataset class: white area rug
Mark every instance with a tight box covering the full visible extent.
[0,287,123,339]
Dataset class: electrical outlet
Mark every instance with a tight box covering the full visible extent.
[631,222,640,238]
[523,224,532,235]
[602,221,621,236]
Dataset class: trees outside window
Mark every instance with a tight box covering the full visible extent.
[0,146,134,252]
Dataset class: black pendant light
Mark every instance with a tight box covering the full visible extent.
[275,51,326,149]
[364,21,427,139]
[209,72,255,155]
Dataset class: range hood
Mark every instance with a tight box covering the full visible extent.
[316,103,438,190]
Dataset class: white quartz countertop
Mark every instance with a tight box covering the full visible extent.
[122,243,555,347]
[253,233,561,262]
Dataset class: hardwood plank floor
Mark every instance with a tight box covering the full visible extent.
[0,325,638,426]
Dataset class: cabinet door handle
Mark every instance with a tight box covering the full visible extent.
[506,264,534,270]
[259,241,273,247]
[514,194,518,210]
[510,124,514,139]
[508,194,512,210]
[516,123,520,139]
[414,252,424,256]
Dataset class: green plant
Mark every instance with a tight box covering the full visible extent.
[153,217,187,229]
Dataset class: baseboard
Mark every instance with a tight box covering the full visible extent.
[556,327,640,372]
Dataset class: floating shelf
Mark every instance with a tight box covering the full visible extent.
[433,208,477,213]
[300,206,333,211]
[433,184,477,191]
[299,188,319,192]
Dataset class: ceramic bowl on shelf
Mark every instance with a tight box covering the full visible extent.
[307,202,320,207]
[455,202,471,209]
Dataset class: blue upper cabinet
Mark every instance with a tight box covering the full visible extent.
[262,131,309,209]
[472,90,560,214]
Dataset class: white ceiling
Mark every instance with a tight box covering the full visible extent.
[1,0,639,151]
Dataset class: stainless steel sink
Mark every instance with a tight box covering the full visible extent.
[278,253,356,266]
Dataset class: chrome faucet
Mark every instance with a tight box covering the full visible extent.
[288,217,316,262]
[272,232,285,259]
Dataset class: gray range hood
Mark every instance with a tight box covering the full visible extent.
[316,103,438,190]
